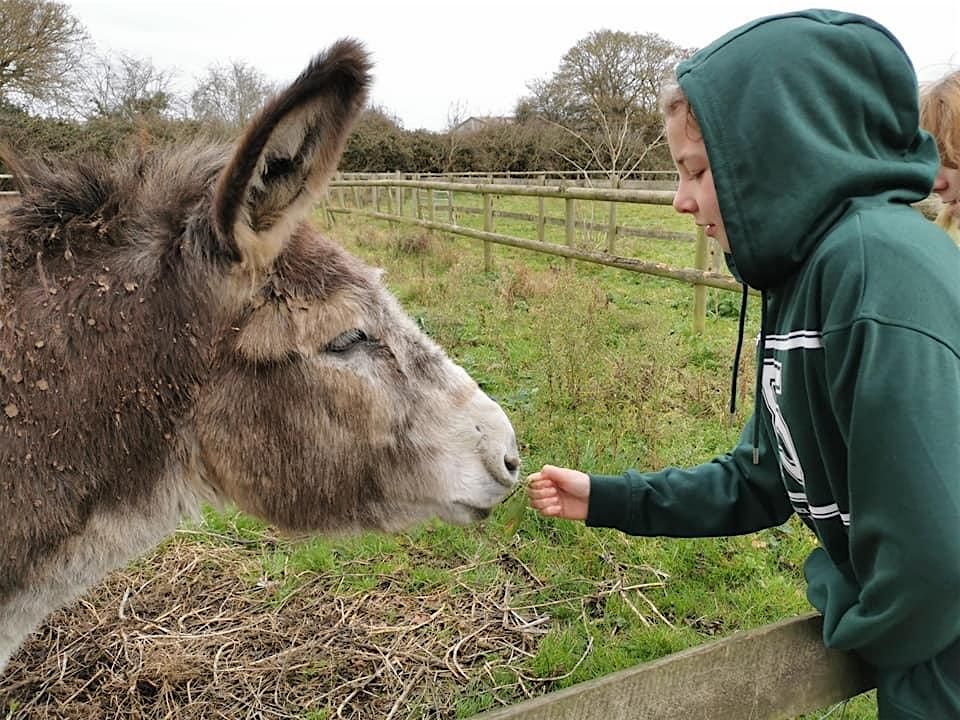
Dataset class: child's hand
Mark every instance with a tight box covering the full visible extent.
[526,465,590,521]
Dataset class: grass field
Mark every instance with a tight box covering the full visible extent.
[0,200,878,719]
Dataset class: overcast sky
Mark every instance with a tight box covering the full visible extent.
[65,1,960,132]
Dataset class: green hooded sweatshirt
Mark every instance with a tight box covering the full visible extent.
[585,10,960,718]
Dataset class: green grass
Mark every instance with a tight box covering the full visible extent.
[445,190,700,269]
[198,205,876,719]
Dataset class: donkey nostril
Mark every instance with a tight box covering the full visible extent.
[504,454,520,474]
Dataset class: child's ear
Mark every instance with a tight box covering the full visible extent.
[211,39,371,272]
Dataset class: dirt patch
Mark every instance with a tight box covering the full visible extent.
[0,534,555,719]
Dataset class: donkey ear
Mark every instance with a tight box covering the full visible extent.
[212,38,371,270]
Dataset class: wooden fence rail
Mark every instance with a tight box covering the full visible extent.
[338,170,680,188]
[333,178,678,204]
[0,173,16,197]
[448,206,696,242]
[471,614,874,720]
[326,178,734,332]
[327,208,738,293]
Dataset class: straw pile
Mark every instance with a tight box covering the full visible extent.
[0,532,562,720]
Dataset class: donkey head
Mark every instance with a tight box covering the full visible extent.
[0,39,519,592]
[187,40,521,532]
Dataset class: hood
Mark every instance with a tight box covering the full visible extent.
[677,9,938,290]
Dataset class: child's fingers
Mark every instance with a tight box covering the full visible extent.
[527,482,557,499]
[537,503,562,517]
[527,477,555,492]
[527,487,558,511]
[527,495,561,516]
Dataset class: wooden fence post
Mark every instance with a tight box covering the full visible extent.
[484,192,494,272]
[396,170,403,217]
[319,198,331,229]
[693,225,708,333]
[607,200,618,254]
[565,196,576,268]
[412,173,420,220]
[537,176,546,243]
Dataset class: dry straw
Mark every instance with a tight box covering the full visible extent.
[1,530,669,719]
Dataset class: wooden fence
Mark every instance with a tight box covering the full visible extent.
[324,177,741,333]
[337,170,680,191]
[472,613,874,720]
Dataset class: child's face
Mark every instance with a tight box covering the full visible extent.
[666,111,730,252]
[933,163,960,217]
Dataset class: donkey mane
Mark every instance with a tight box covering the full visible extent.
[1,144,227,285]
[0,147,220,601]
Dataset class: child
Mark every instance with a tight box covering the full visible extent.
[920,69,960,244]
[528,10,960,719]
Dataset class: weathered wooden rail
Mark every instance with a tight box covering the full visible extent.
[449,205,696,242]
[473,613,874,720]
[325,178,737,333]
[325,177,944,336]
[338,170,680,190]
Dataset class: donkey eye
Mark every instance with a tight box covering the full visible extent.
[325,328,370,353]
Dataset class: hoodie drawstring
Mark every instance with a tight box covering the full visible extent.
[729,283,750,416]
[752,291,768,464]
[728,283,767,465]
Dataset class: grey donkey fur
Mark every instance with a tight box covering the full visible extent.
[0,39,520,672]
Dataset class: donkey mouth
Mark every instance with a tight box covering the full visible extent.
[450,502,493,523]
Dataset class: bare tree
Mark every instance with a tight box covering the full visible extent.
[76,51,180,120]
[0,0,88,106]
[550,99,664,185]
[190,60,274,129]
[519,29,692,182]
[441,98,469,172]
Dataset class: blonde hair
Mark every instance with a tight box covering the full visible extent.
[920,70,960,169]
[658,78,687,117]
[658,77,700,133]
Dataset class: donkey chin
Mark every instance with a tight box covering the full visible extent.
[360,385,522,534]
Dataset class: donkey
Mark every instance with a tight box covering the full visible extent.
[0,39,520,673]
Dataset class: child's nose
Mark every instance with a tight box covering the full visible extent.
[673,189,697,214]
